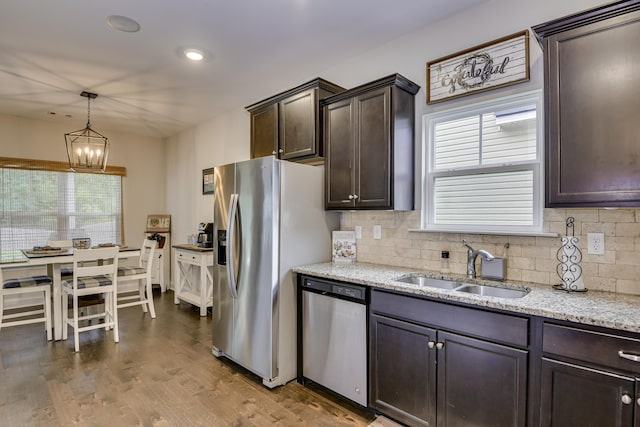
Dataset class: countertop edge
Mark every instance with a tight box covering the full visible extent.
[293,262,640,334]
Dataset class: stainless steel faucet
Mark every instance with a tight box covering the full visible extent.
[462,239,495,279]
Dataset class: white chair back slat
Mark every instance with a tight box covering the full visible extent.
[139,239,157,268]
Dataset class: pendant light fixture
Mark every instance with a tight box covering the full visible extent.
[65,91,109,172]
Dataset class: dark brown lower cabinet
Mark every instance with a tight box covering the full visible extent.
[370,312,528,427]
[438,331,527,427]
[540,321,640,427]
[370,314,436,426]
[540,358,636,427]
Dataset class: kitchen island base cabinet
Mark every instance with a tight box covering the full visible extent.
[370,289,528,427]
[173,246,214,316]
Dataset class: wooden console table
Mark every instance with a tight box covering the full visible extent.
[173,244,214,316]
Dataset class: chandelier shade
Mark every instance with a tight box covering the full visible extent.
[65,91,109,172]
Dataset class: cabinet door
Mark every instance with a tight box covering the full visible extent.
[325,98,356,209]
[250,103,278,159]
[539,358,634,427]
[280,89,317,160]
[370,313,436,427]
[636,380,640,427]
[543,8,640,206]
[354,87,391,208]
[437,331,527,427]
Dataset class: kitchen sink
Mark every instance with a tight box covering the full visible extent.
[394,275,530,298]
[394,275,461,290]
[455,284,530,299]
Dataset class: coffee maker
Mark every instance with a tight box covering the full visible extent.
[197,222,214,248]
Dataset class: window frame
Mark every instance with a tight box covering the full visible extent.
[420,90,544,235]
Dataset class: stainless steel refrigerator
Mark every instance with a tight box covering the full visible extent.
[212,156,338,388]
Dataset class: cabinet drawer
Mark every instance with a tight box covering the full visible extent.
[176,251,204,265]
[371,290,529,347]
[543,322,640,373]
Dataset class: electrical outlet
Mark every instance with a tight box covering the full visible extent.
[587,233,605,255]
[373,225,382,240]
[355,226,362,239]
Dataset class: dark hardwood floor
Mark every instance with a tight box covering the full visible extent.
[0,291,375,426]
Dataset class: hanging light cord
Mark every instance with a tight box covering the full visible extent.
[86,95,92,128]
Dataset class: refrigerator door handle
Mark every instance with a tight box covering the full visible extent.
[226,193,240,299]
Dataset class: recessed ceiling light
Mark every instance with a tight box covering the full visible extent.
[107,15,141,33]
[184,49,205,61]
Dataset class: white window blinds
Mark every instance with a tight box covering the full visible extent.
[0,159,124,262]
[423,92,542,233]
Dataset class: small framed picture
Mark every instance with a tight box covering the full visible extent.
[203,167,214,195]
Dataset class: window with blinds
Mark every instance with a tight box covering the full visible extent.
[422,91,543,233]
[0,158,124,262]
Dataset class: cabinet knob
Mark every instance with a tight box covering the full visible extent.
[272,151,277,155]
[622,394,632,405]
[637,397,640,407]
[427,341,435,349]
[348,195,354,200]
[352,194,359,199]
[278,149,284,153]
[436,342,444,350]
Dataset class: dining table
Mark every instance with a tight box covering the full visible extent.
[19,246,140,341]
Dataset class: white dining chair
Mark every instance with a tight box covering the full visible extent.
[0,268,52,340]
[116,239,157,318]
[62,246,119,352]
[47,239,74,278]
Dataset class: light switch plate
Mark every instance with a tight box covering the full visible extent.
[373,225,382,240]
[355,226,362,239]
[587,233,605,255]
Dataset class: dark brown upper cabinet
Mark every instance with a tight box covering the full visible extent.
[533,1,640,207]
[322,74,419,210]
[246,78,345,164]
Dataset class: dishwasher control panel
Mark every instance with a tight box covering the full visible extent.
[332,285,364,300]
[301,278,366,303]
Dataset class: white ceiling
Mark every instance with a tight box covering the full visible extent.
[0,0,487,138]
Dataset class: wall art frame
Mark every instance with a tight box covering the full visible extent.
[426,30,530,104]
[202,167,214,195]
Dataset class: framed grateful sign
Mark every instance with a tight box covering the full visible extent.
[426,30,530,104]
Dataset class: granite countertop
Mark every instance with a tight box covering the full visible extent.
[293,262,640,334]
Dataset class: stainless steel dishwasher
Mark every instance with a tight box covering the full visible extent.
[301,277,368,406]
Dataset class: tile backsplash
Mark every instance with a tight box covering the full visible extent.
[340,208,640,295]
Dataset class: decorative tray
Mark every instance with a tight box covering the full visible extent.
[26,247,66,254]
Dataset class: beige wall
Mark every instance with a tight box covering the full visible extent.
[342,209,640,295]
[0,113,166,246]
[165,109,249,245]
